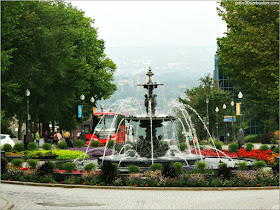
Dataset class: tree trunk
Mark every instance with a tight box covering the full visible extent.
[18,104,23,140]
[33,96,41,132]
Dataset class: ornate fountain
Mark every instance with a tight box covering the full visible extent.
[99,67,203,167]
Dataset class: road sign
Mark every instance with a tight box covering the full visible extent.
[224,116,236,122]
[189,136,193,141]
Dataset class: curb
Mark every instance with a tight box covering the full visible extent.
[1,197,14,210]
[1,180,279,191]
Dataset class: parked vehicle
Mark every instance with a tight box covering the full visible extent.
[0,134,15,147]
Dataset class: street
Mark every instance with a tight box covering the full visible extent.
[1,183,279,209]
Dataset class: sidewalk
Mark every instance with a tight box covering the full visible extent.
[1,196,14,210]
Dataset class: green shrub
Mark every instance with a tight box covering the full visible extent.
[13,143,25,152]
[253,161,267,169]
[210,178,223,187]
[62,162,77,173]
[214,142,222,150]
[196,162,207,171]
[272,161,279,173]
[100,161,119,184]
[73,139,85,148]
[259,144,270,151]
[162,163,178,178]
[57,141,68,149]
[244,135,261,143]
[1,157,8,173]
[27,159,39,169]
[261,133,274,144]
[237,162,247,170]
[84,163,96,172]
[229,142,239,153]
[179,142,187,151]
[199,140,208,145]
[2,144,12,152]
[174,162,184,174]
[272,147,279,153]
[42,143,52,150]
[150,163,163,171]
[216,162,232,180]
[11,158,24,167]
[128,165,140,173]
[27,142,38,151]
[37,161,56,177]
[90,140,101,147]
[245,143,254,151]
[107,140,115,149]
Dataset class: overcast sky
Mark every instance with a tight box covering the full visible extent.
[68,1,227,48]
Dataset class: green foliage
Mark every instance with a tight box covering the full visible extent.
[1,1,117,133]
[27,159,39,169]
[245,143,254,151]
[73,139,85,148]
[2,144,12,152]
[100,161,119,184]
[178,74,232,140]
[245,135,261,143]
[84,163,96,172]
[216,162,232,180]
[272,147,279,153]
[237,162,247,171]
[25,149,88,160]
[228,142,239,153]
[37,161,55,177]
[107,140,115,149]
[127,165,140,174]
[214,142,222,150]
[11,158,24,167]
[161,163,178,178]
[27,142,38,151]
[179,142,187,151]
[90,140,100,147]
[272,161,279,173]
[62,162,77,173]
[217,2,279,132]
[1,157,8,173]
[57,142,68,149]
[13,143,25,152]
[261,133,274,144]
[253,161,267,169]
[150,163,163,171]
[199,140,208,145]
[259,144,270,151]
[174,162,184,175]
[196,162,207,171]
[42,143,52,150]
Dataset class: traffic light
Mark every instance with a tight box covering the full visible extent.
[206,117,209,125]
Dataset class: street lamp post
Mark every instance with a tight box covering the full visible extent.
[231,100,235,141]
[25,89,33,149]
[206,95,209,143]
[80,94,86,141]
[223,104,227,144]
[90,96,95,134]
[215,107,219,140]
[238,92,244,148]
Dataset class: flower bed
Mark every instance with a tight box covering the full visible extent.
[68,147,118,159]
[191,149,238,158]
[237,148,272,163]
[25,149,89,160]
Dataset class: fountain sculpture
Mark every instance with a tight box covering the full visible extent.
[98,67,203,167]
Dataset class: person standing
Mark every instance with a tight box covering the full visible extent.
[35,130,40,147]
[64,130,71,147]
[43,130,48,143]
[49,130,54,144]
[53,131,58,145]
[57,131,62,144]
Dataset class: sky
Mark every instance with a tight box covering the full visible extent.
[68,1,227,48]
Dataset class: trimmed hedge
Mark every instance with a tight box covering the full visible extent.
[27,142,38,151]
[13,143,25,152]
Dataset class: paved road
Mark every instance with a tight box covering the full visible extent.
[0,183,279,210]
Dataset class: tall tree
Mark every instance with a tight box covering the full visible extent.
[216,1,279,132]
[1,0,116,137]
[179,74,233,140]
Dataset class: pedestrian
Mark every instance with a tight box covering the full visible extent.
[49,129,54,144]
[77,131,81,139]
[35,130,40,147]
[53,131,58,145]
[57,131,62,144]
[64,130,71,147]
[43,130,48,143]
